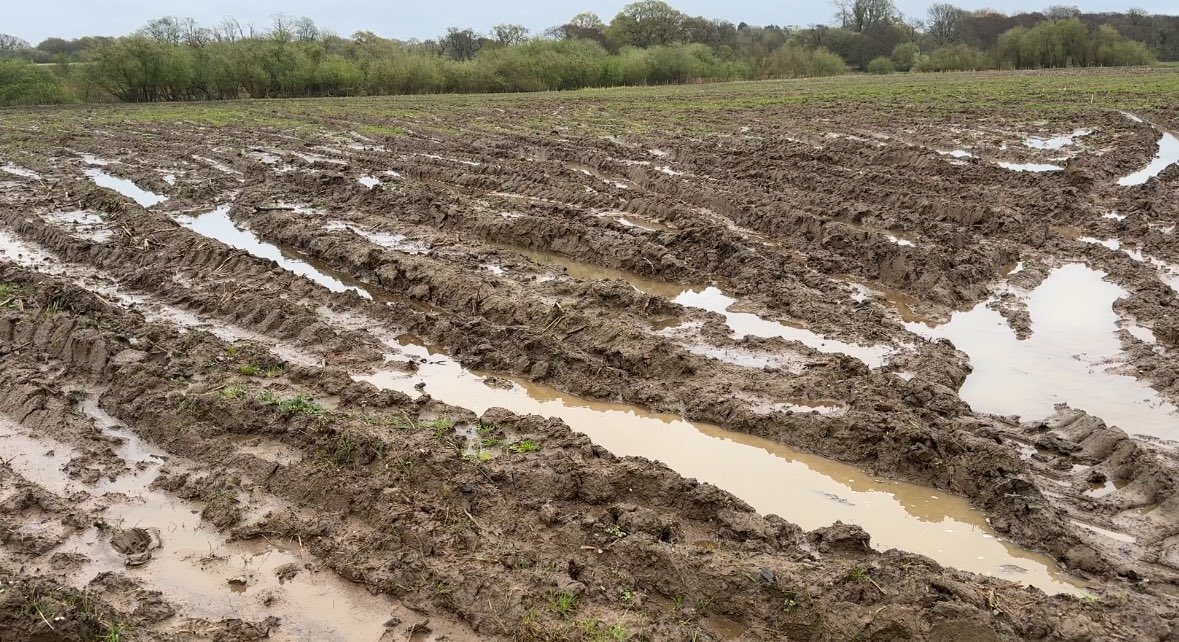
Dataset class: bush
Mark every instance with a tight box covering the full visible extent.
[890,42,920,71]
[867,56,897,74]
[0,59,71,105]
[995,20,1154,69]
[915,44,991,72]
[760,45,847,79]
[1095,39,1155,66]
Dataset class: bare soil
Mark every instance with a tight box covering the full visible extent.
[1,72,1179,640]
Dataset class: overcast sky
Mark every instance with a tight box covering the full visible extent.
[7,1,1175,44]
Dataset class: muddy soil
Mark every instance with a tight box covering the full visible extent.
[1,73,1178,640]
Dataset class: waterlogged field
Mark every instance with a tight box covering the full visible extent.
[1,68,1179,640]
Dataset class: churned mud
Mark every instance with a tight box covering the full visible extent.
[1,83,1178,640]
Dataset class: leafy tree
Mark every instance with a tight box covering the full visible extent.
[35,37,73,55]
[492,24,530,47]
[0,34,31,52]
[549,12,612,49]
[608,1,687,48]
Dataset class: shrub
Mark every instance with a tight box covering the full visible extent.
[867,56,897,74]
[890,42,920,71]
[760,45,847,79]
[0,59,71,105]
[915,44,991,72]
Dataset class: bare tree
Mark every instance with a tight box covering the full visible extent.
[293,17,320,42]
[271,14,293,42]
[492,24,529,46]
[927,3,969,45]
[834,0,901,33]
[1045,5,1081,20]
[177,18,214,47]
[139,17,184,45]
[441,28,482,60]
[214,17,245,43]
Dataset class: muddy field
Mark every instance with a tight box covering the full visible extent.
[1,69,1179,640]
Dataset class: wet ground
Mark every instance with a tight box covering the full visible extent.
[1,70,1179,640]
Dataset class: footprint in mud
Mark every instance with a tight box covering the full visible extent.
[109,526,162,566]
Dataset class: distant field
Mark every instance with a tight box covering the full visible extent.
[6,67,1176,142]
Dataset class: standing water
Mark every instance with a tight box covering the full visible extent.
[908,264,1179,439]
[352,335,1080,595]
[84,169,168,207]
[505,245,891,367]
[176,206,372,299]
[1119,133,1179,186]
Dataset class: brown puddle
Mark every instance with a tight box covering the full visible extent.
[0,405,468,641]
[505,244,692,300]
[354,336,1081,595]
[908,264,1179,440]
[844,276,940,325]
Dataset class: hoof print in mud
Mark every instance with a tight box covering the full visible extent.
[109,527,162,566]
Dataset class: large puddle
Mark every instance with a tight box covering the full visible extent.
[0,409,466,640]
[909,264,1179,440]
[176,207,372,300]
[84,169,168,208]
[505,246,891,367]
[347,330,1079,595]
[1119,132,1179,186]
[1025,129,1092,150]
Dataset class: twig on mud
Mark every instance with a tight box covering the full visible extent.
[463,510,485,533]
[487,597,510,634]
[562,325,588,339]
[33,603,56,632]
[398,410,416,429]
[542,313,566,334]
[1,341,32,356]
[866,576,887,595]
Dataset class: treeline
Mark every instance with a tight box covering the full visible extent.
[0,1,1172,105]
